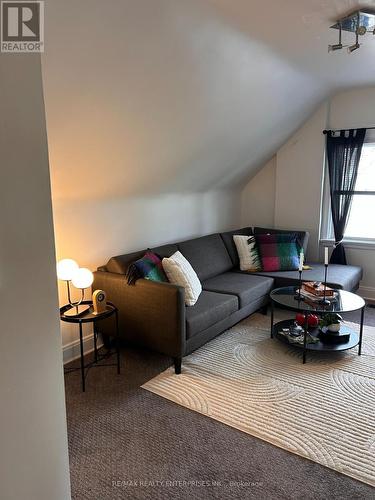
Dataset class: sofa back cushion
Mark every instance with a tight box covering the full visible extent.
[254,227,309,254]
[106,250,146,274]
[220,227,253,266]
[178,233,233,281]
[104,244,178,274]
[150,243,178,259]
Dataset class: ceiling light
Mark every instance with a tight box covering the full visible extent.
[329,9,375,53]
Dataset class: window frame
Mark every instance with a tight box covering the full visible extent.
[320,129,375,248]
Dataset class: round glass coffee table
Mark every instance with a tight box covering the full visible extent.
[270,287,365,363]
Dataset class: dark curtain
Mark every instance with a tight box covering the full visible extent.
[326,128,366,264]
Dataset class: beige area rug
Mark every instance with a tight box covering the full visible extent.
[142,312,375,487]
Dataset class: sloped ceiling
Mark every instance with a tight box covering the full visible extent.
[42,0,375,201]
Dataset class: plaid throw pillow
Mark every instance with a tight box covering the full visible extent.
[126,251,168,285]
[255,233,300,272]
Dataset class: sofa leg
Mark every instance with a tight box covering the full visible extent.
[260,305,268,315]
[174,357,182,375]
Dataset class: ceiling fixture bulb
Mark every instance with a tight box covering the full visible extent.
[348,43,360,53]
[356,26,367,36]
[328,43,343,52]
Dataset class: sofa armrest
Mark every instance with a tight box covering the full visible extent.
[93,270,186,358]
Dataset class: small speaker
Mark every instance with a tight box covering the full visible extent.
[92,289,107,315]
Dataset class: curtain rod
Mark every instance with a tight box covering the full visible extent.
[323,127,375,135]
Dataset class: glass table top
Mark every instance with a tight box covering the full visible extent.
[270,286,365,314]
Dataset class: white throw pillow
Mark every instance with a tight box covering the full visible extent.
[162,251,202,306]
[233,235,262,272]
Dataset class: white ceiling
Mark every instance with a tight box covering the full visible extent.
[42,0,375,201]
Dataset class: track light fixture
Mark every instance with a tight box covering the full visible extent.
[329,9,375,53]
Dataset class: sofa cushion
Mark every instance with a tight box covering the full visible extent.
[254,227,309,254]
[251,263,362,291]
[150,243,178,258]
[178,234,233,281]
[106,249,146,274]
[220,227,253,266]
[203,272,274,308]
[185,291,238,339]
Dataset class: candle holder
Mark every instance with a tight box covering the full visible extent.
[319,263,330,306]
[294,269,304,304]
[294,251,305,304]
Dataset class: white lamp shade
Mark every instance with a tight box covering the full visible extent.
[71,267,94,290]
[56,259,79,281]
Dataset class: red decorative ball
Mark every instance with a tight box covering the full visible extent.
[307,314,319,328]
[295,313,306,326]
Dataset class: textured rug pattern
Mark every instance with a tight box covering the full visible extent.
[143,316,375,487]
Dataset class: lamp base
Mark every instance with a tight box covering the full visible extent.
[63,304,90,317]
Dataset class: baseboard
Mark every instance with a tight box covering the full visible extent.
[358,285,375,304]
[63,333,103,365]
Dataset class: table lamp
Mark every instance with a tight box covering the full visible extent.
[57,259,94,316]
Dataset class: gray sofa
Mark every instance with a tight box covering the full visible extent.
[93,227,363,373]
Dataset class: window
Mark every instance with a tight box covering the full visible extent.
[344,141,375,239]
[322,131,375,242]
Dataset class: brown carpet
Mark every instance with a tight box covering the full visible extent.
[65,306,375,500]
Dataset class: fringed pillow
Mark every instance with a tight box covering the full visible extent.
[126,251,168,285]
[233,235,262,272]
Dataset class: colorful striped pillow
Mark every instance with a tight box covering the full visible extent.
[255,233,300,272]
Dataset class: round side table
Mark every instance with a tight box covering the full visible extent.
[60,300,120,392]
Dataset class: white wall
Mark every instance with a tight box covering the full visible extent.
[329,88,375,130]
[241,156,276,227]
[275,103,327,261]
[241,87,375,297]
[0,55,71,500]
